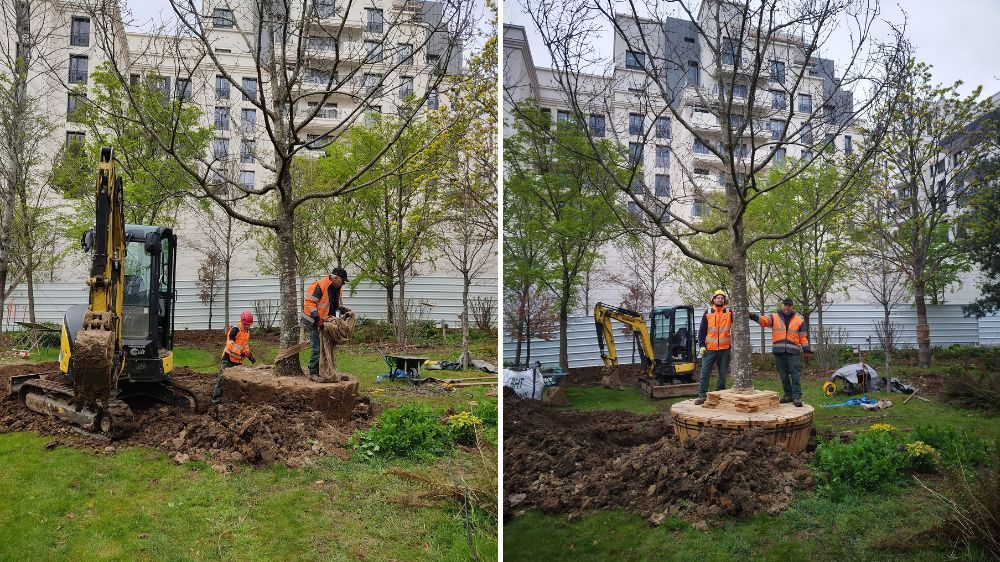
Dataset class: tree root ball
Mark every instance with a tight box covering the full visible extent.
[219,365,359,420]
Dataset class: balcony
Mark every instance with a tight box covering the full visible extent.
[392,0,424,20]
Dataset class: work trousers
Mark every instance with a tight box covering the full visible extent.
[698,348,731,397]
[773,351,802,400]
[212,356,240,403]
[309,323,321,376]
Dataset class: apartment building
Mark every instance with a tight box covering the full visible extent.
[4,0,467,280]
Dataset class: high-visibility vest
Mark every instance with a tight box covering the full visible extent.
[705,306,733,350]
[222,322,252,363]
[761,312,809,353]
[303,275,342,319]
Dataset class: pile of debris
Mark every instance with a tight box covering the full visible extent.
[504,388,814,527]
[0,363,370,471]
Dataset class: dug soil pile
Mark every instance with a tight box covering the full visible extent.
[0,362,370,471]
[503,389,814,527]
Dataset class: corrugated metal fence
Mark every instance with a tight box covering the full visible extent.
[503,304,1000,368]
[2,276,498,331]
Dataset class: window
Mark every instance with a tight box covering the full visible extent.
[242,77,257,102]
[802,149,813,161]
[557,110,572,124]
[775,147,786,164]
[693,138,710,155]
[627,201,642,216]
[686,61,699,86]
[70,17,90,47]
[936,180,948,210]
[214,106,229,130]
[427,89,439,110]
[217,48,231,53]
[213,138,230,160]
[398,43,413,65]
[130,73,141,86]
[240,139,255,163]
[721,38,737,66]
[655,145,670,168]
[770,60,785,83]
[427,53,440,68]
[400,76,413,98]
[365,40,382,62]
[655,117,670,139]
[213,7,234,28]
[588,114,605,137]
[238,170,255,188]
[844,135,853,155]
[176,78,192,101]
[365,105,382,124]
[628,142,642,166]
[770,90,785,110]
[729,114,744,127]
[68,55,88,84]
[315,0,335,18]
[769,119,783,140]
[798,93,812,113]
[318,103,337,118]
[307,67,334,84]
[363,73,382,94]
[153,75,171,99]
[694,168,710,176]
[308,36,337,51]
[655,175,670,197]
[306,134,333,149]
[216,75,230,99]
[933,160,945,175]
[684,36,695,43]
[631,177,644,194]
[67,93,86,122]
[240,108,256,129]
[366,8,383,33]
[625,50,645,69]
[801,123,813,145]
[629,113,643,136]
[952,151,962,168]
[66,131,85,145]
[732,84,748,98]
[693,198,704,217]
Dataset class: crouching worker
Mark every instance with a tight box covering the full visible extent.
[694,289,733,405]
[212,310,256,404]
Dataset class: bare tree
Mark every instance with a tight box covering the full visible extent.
[608,233,673,313]
[87,0,477,375]
[515,0,906,389]
[196,250,224,329]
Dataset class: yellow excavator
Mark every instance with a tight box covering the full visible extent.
[10,147,195,438]
[594,302,700,399]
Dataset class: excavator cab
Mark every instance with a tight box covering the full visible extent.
[648,306,696,384]
[61,225,177,383]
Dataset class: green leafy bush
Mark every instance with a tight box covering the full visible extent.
[350,404,454,461]
[943,372,1000,411]
[905,441,939,473]
[814,427,908,497]
[446,411,484,447]
[910,425,993,467]
[471,398,498,427]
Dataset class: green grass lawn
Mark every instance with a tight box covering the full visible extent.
[1,342,499,560]
[507,360,999,561]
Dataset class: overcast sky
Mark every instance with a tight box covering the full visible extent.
[503,0,1000,98]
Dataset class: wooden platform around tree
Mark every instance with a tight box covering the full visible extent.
[702,388,780,412]
[671,398,814,453]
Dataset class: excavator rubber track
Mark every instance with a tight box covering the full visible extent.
[18,378,136,440]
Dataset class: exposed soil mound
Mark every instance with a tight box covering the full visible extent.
[566,364,645,387]
[0,362,368,471]
[503,389,813,527]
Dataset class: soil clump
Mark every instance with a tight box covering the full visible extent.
[0,362,368,471]
[503,388,814,527]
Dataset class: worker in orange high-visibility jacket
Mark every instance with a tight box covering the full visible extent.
[751,297,813,407]
[213,310,256,404]
[694,289,733,405]
[300,267,350,381]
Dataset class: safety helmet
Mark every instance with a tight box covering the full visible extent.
[712,289,728,300]
[240,311,254,325]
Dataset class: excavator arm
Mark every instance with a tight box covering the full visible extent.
[594,302,656,379]
[72,146,126,411]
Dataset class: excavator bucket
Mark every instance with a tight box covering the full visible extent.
[72,328,117,408]
[600,365,625,390]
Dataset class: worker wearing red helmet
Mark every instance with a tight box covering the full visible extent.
[213,310,256,404]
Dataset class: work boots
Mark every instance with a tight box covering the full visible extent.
[779,395,792,404]
[793,399,803,407]
[694,396,706,405]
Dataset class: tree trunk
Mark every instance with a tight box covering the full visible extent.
[25,255,34,323]
[558,286,570,371]
[729,245,753,391]
[208,296,214,330]
[883,307,891,378]
[0,167,14,330]
[815,295,825,369]
[224,214,232,325]
[396,266,407,344]
[274,203,301,376]
[913,278,931,368]
[460,270,471,369]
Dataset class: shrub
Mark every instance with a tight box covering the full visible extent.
[471,398,498,427]
[905,441,939,473]
[943,372,1000,411]
[814,429,908,497]
[447,411,484,447]
[920,449,1000,558]
[910,425,993,467]
[350,404,454,461]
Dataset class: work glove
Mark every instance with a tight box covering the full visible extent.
[698,346,707,359]
[803,351,814,362]
[247,352,256,364]
[317,317,325,330]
